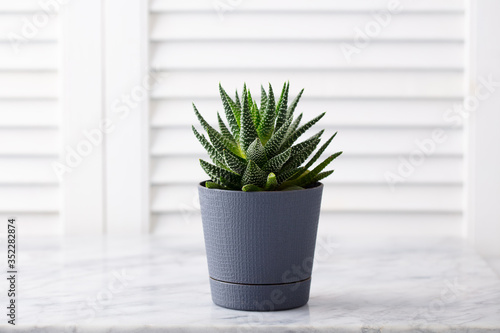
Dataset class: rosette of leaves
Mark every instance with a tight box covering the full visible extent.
[192,82,342,191]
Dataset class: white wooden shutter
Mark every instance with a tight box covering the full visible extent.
[149,0,465,236]
[0,2,61,234]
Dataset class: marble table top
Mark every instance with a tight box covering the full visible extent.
[2,233,500,332]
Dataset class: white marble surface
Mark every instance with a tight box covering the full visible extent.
[2,234,500,332]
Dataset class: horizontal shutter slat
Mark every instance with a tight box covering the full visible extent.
[0,15,59,41]
[0,129,59,155]
[0,72,58,98]
[152,42,464,70]
[0,43,58,70]
[150,71,463,99]
[0,100,58,127]
[0,186,58,212]
[0,157,58,184]
[150,13,464,41]
[151,184,462,213]
[150,0,464,12]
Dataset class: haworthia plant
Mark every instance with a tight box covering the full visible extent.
[193,82,342,191]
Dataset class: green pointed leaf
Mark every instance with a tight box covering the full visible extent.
[263,147,291,172]
[275,82,287,114]
[242,84,247,112]
[257,83,275,142]
[311,170,334,184]
[192,126,223,165]
[200,159,241,188]
[260,85,267,111]
[246,138,267,167]
[281,132,323,173]
[223,149,247,175]
[289,169,308,181]
[205,181,227,190]
[303,132,337,170]
[219,84,241,134]
[206,126,242,158]
[275,82,289,129]
[242,184,263,192]
[277,167,304,184]
[193,103,240,155]
[235,90,241,108]
[242,160,267,187]
[240,91,259,152]
[283,130,324,180]
[283,139,320,171]
[285,113,302,141]
[217,112,236,144]
[264,172,278,190]
[290,130,324,155]
[295,152,342,187]
[267,83,275,111]
[286,88,304,119]
[192,103,211,130]
[247,88,259,126]
[264,117,291,158]
[251,101,260,129]
[247,87,253,104]
[281,112,326,150]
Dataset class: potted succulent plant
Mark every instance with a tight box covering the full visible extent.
[193,82,341,311]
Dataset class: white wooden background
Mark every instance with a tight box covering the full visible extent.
[6,0,497,246]
[0,1,60,234]
[148,0,466,237]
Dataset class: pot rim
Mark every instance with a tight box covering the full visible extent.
[198,180,323,194]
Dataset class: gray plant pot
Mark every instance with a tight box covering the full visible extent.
[198,181,324,311]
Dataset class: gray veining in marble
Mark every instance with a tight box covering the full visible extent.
[1,234,500,332]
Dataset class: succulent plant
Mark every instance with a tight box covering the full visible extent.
[192,82,342,191]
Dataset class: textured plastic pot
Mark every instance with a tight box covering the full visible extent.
[198,181,324,311]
